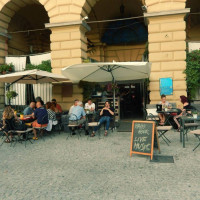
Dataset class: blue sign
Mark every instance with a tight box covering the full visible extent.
[160,78,173,95]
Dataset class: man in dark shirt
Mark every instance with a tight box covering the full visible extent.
[35,96,44,106]
[91,101,114,137]
[32,101,48,140]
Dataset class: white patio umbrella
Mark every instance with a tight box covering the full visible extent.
[0,69,68,85]
[62,62,151,108]
[0,69,69,106]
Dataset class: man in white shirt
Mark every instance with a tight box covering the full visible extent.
[84,99,95,111]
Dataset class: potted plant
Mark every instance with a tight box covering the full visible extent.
[6,91,18,104]
[7,63,14,72]
[192,110,198,119]
[0,65,7,74]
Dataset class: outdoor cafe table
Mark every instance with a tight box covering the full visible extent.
[180,116,200,148]
[157,109,179,125]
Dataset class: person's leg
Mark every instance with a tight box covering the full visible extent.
[162,114,166,123]
[32,128,38,139]
[173,115,181,130]
[32,121,38,139]
[105,116,111,131]
[93,116,106,133]
[77,118,89,135]
[158,113,164,124]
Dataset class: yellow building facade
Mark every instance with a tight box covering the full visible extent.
[0,0,199,109]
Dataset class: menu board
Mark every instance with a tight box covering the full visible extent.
[130,121,155,160]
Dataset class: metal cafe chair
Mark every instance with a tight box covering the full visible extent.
[33,115,48,141]
[180,113,199,146]
[88,122,100,139]
[1,119,33,147]
[147,113,172,145]
[67,113,85,139]
[189,129,200,151]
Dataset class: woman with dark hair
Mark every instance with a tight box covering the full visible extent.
[173,95,191,131]
[46,102,56,121]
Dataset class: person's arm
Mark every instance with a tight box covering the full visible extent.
[82,108,86,119]
[90,103,95,111]
[100,107,105,116]
[14,113,19,121]
[107,108,114,115]
[32,110,36,119]
[69,106,72,114]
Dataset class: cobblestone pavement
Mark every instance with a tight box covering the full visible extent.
[0,129,200,200]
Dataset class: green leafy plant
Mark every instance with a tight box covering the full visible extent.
[78,81,103,102]
[184,50,200,99]
[6,91,18,100]
[192,110,198,114]
[25,60,52,72]
[0,63,14,74]
[79,81,96,102]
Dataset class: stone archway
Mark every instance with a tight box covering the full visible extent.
[84,0,147,62]
[81,0,189,105]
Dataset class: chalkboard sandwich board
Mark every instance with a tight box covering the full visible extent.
[130,121,155,160]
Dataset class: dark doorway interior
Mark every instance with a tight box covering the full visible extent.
[119,81,147,120]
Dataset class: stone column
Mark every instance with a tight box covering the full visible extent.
[145,9,190,106]
[0,33,8,108]
[45,21,91,109]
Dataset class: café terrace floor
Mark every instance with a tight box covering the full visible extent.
[0,128,199,200]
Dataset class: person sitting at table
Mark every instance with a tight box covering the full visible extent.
[85,99,95,112]
[32,101,48,140]
[69,99,79,114]
[69,100,89,135]
[35,96,44,106]
[91,101,114,137]
[23,102,35,117]
[173,95,191,132]
[158,94,169,125]
[52,98,62,113]
[46,102,57,131]
[2,106,19,143]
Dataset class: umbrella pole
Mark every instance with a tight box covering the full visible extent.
[113,79,116,110]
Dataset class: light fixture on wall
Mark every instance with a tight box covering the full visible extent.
[82,16,89,20]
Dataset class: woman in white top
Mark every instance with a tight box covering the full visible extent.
[158,94,169,125]
[84,99,95,111]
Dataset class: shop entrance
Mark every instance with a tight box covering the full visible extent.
[119,80,148,120]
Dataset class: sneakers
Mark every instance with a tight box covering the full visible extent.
[90,132,95,137]
[32,137,38,140]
